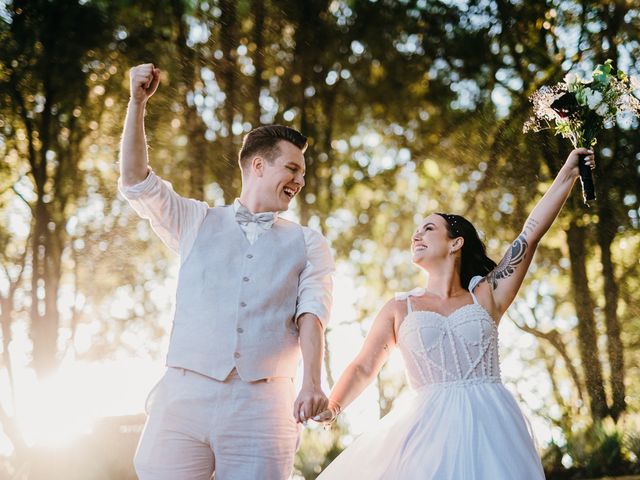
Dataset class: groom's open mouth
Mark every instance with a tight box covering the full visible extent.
[283,186,298,199]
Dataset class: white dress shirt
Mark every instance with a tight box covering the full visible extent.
[118,169,334,326]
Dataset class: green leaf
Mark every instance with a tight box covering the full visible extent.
[592,63,612,85]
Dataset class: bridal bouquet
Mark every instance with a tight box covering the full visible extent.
[523,60,640,204]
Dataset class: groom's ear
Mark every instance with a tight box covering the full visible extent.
[251,156,265,178]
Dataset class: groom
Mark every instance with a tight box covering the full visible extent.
[119,63,333,479]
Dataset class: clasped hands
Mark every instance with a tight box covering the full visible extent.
[312,400,342,427]
[293,384,341,426]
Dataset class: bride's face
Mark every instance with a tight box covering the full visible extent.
[411,214,452,266]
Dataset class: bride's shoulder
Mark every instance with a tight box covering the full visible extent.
[373,296,405,320]
[390,288,421,317]
[376,288,423,323]
[379,297,407,338]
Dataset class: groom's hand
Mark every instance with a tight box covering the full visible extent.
[312,400,341,425]
[294,384,328,424]
[129,63,160,105]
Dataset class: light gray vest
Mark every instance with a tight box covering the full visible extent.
[166,206,307,381]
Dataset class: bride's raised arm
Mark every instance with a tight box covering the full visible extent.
[480,147,595,318]
[314,299,398,423]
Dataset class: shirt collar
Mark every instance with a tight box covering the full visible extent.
[233,199,280,219]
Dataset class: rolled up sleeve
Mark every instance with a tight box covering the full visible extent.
[118,169,208,255]
[296,227,334,329]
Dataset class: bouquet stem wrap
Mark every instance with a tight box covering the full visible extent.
[578,153,595,203]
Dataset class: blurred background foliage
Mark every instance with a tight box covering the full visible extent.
[0,0,639,478]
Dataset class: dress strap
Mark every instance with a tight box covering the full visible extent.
[468,275,484,304]
[395,287,425,314]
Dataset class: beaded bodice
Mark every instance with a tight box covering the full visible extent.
[395,276,501,390]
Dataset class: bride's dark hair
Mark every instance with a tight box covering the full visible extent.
[436,213,497,290]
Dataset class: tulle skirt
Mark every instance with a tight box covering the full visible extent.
[317,381,545,480]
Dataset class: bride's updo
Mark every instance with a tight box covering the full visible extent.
[436,213,497,290]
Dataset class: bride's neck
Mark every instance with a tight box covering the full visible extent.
[423,265,465,299]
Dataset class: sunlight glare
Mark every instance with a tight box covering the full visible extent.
[11,359,164,449]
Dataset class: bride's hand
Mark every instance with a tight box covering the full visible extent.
[563,147,595,178]
[313,401,342,425]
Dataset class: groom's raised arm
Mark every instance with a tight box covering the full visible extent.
[121,64,159,187]
[118,64,207,254]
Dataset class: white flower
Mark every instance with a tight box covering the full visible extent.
[631,75,640,90]
[595,103,608,116]
[564,72,579,84]
[586,90,603,110]
[564,72,582,92]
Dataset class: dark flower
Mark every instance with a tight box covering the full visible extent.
[550,92,580,118]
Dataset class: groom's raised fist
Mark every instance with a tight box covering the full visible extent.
[129,63,160,105]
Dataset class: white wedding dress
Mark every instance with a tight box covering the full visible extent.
[318,276,545,479]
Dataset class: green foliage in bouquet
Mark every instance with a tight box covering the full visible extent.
[524,60,640,149]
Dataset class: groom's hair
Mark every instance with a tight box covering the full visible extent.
[238,125,308,173]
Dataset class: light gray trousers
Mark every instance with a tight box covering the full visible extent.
[134,367,300,480]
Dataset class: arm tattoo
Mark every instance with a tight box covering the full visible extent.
[522,218,539,237]
[484,234,529,290]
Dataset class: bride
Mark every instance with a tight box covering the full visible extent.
[314,148,595,479]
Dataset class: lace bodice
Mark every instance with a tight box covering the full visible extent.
[395,276,501,390]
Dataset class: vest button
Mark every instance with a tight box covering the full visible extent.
[237,327,244,333]
[246,254,253,259]
[243,276,250,282]
[234,352,241,358]
[240,301,247,307]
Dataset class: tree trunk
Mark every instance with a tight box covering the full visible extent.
[566,220,608,419]
[512,318,586,406]
[292,0,327,225]
[596,198,626,421]
[31,197,61,378]
[250,0,265,127]
[172,0,208,200]
[539,344,574,435]
[217,0,240,201]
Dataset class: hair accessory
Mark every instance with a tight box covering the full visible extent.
[439,213,461,237]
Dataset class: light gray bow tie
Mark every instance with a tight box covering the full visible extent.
[235,205,276,229]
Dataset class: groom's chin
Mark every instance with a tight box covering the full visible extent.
[281,197,296,210]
